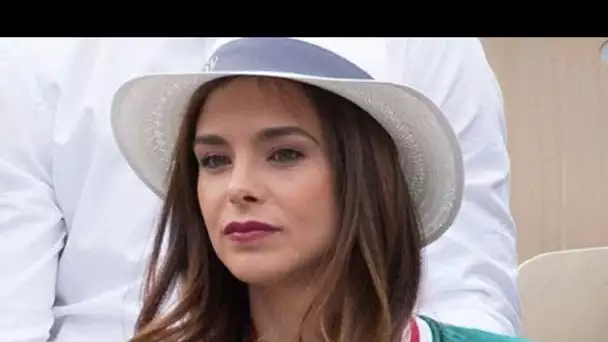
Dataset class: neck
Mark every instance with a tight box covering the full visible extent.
[248,279,321,342]
[248,281,415,342]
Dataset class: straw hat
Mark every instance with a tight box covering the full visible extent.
[111,37,464,246]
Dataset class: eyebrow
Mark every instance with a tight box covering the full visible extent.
[260,126,319,145]
[193,126,320,147]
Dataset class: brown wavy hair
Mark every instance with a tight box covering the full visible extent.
[130,76,422,342]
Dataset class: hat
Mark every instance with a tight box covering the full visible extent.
[110,37,464,246]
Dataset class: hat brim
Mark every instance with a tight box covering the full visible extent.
[111,70,464,246]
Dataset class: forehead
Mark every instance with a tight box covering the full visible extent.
[196,77,321,132]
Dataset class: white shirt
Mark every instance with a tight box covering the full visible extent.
[0,38,520,342]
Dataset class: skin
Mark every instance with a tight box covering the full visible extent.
[193,77,338,341]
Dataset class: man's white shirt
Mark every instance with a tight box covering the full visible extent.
[0,38,520,342]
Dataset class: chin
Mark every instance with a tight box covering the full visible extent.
[220,253,294,287]
[228,264,290,287]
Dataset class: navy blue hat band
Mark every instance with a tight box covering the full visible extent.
[204,38,374,80]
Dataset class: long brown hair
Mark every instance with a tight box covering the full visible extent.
[130,76,422,342]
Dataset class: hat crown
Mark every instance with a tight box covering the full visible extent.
[297,38,393,80]
[206,38,393,81]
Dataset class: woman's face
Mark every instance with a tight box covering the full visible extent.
[194,77,337,286]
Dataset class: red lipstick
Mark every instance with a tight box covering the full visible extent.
[223,220,280,243]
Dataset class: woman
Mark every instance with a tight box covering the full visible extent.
[111,38,528,342]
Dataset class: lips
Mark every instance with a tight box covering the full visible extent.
[223,220,281,235]
[223,220,280,244]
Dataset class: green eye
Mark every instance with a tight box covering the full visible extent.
[200,155,231,169]
[269,148,304,163]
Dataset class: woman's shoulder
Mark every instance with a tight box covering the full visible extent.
[418,315,532,342]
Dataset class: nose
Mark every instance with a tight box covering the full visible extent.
[226,162,264,206]
[228,188,259,206]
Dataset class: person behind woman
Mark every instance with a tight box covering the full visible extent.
[111,38,528,342]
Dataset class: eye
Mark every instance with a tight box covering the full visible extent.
[199,154,231,169]
[268,148,305,164]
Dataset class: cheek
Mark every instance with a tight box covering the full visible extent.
[197,177,223,234]
[279,163,337,245]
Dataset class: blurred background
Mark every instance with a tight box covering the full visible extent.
[482,37,608,262]
[481,39,608,341]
